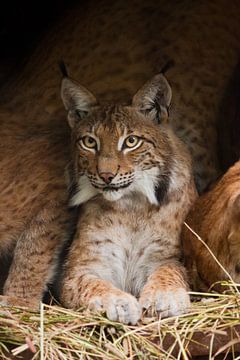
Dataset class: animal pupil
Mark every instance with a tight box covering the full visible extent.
[128,136,135,143]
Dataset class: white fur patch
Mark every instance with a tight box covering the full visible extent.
[70,175,99,206]
[102,189,125,202]
[117,128,127,151]
[132,167,160,205]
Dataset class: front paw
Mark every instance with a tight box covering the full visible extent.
[88,290,141,325]
[0,295,39,310]
[139,287,190,318]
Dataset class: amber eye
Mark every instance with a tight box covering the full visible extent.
[124,135,140,148]
[81,136,97,149]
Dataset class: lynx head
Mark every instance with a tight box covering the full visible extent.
[61,73,174,206]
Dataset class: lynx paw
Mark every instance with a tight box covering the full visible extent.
[88,291,141,325]
[0,295,39,310]
[139,287,190,318]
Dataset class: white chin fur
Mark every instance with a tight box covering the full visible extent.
[102,189,124,202]
[70,167,160,206]
[132,168,160,205]
[70,175,99,206]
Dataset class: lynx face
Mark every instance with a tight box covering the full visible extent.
[61,74,173,206]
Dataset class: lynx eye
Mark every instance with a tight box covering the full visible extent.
[124,135,141,149]
[80,135,97,150]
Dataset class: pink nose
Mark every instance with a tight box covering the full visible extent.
[99,172,115,184]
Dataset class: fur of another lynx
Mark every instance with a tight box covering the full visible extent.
[182,160,240,292]
[59,72,197,324]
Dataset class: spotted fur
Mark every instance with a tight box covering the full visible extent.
[0,0,240,307]
[59,73,197,324]
[182,160,240,292]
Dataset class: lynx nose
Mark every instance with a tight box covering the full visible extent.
[99,172,115,184]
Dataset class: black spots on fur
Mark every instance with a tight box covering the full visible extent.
[68,180,79,206]
[235,261,240,273]
[154,166,171,205]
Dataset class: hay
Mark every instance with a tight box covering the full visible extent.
[1,226,239,359]
[0,288,239,359]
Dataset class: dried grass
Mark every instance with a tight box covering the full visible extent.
[0,224,239,359]
[0,288,239,359]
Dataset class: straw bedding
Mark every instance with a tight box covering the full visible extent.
[0,287,239,359]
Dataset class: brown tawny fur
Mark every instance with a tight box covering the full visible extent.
[0,117,75,307]
[0,0,240,306]
[182,160,240,291]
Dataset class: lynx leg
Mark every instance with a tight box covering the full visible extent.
[61,274,141,325]
[2,203,71,308]
[139,262,190,318]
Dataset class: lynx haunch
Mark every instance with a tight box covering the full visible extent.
[182,160,240,292]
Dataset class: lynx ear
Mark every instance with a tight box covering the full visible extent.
[132,74,172,124]
[61,77,97,128]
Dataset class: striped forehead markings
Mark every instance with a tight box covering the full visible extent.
[117,128,128,151]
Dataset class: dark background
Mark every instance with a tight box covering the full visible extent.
[0,0,78,85]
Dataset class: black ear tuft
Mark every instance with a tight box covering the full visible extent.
[160,60,175,75]
[59,61,69,78]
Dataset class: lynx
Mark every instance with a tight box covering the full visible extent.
[59,71,197,324]
[0,0,240,307]
[182,160,240,292]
